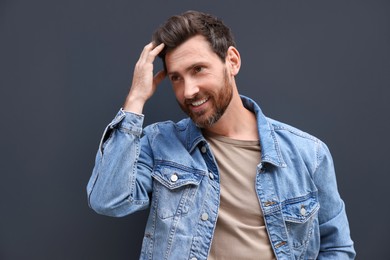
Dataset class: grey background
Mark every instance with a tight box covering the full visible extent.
[1,0,389,259]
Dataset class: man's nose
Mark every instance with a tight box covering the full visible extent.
[183,79,199,99]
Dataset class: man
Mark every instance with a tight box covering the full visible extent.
[87,11,355,259]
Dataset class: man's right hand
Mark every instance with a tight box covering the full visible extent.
[123,42,166,114]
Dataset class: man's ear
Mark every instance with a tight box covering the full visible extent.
[226,46,241,76]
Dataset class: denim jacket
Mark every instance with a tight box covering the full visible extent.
[87,96,355,260]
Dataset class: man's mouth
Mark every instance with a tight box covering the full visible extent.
[191,97,209,107]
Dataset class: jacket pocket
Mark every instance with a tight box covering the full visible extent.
[152,163,204,219]
[282,193,320,249]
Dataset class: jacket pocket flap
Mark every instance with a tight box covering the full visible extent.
[152,164,204,190]
[282,194,320,224]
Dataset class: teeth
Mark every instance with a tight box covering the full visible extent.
[192,97,209,107]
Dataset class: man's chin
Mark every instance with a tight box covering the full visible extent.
[192,113,221,128]
[191,116,210,128]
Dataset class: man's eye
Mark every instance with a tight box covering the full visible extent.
[194,66,203,73]
[170,75,179,82]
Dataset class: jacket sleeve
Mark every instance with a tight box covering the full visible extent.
[86,109,154,217]
[314,141,356,259]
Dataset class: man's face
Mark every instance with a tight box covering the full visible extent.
[165,35,233,128]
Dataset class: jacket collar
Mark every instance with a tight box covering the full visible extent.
[185,95,286,168]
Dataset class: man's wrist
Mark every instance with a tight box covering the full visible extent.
[123,94,146,114]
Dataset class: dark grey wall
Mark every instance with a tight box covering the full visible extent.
[1,1,389,259]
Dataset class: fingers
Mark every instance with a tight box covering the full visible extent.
[139,42,153,60]
[149,42,165,57]
[139,42,165,63]
[128,42,165,106]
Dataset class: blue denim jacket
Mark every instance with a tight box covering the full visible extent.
[87,96,355,260]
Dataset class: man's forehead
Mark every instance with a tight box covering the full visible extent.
[165,36,218,72]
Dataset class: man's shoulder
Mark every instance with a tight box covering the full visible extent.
[143,117,192,135]
[265,117,333,164]
[265,117,320,144]
[141,118,199,152]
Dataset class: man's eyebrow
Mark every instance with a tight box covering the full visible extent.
[167,62,206,75]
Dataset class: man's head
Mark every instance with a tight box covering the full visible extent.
[165,35,238,128]
[152,11,241,129]
[152,10,236,68]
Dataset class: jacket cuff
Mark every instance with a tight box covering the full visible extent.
[108,108,145,135]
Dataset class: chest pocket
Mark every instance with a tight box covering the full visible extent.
[152,163,204,219]
[282,194,320,249]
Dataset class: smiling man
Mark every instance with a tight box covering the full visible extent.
[87,11,355,259]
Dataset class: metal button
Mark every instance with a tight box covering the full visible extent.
[209,172,214,180]
[201,146,207,153]
[300,206,306,216]
[275,241,287,248]
[264,201,276,207]
[258,162,265,172]
[201,213,209,221]
[170,174,178,182]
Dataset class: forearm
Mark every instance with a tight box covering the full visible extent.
[87,42,166,217]
[123,90,148,114]
[317,200,355,259]
[315,142,356,259]
[87,109,152,217]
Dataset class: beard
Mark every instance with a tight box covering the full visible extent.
[177,68,233,128]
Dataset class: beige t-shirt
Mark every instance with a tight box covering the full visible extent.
[205,132,275,260]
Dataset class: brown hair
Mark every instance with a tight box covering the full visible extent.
[152,10,236,67]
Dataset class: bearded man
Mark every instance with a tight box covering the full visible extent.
[87,10,355,260]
